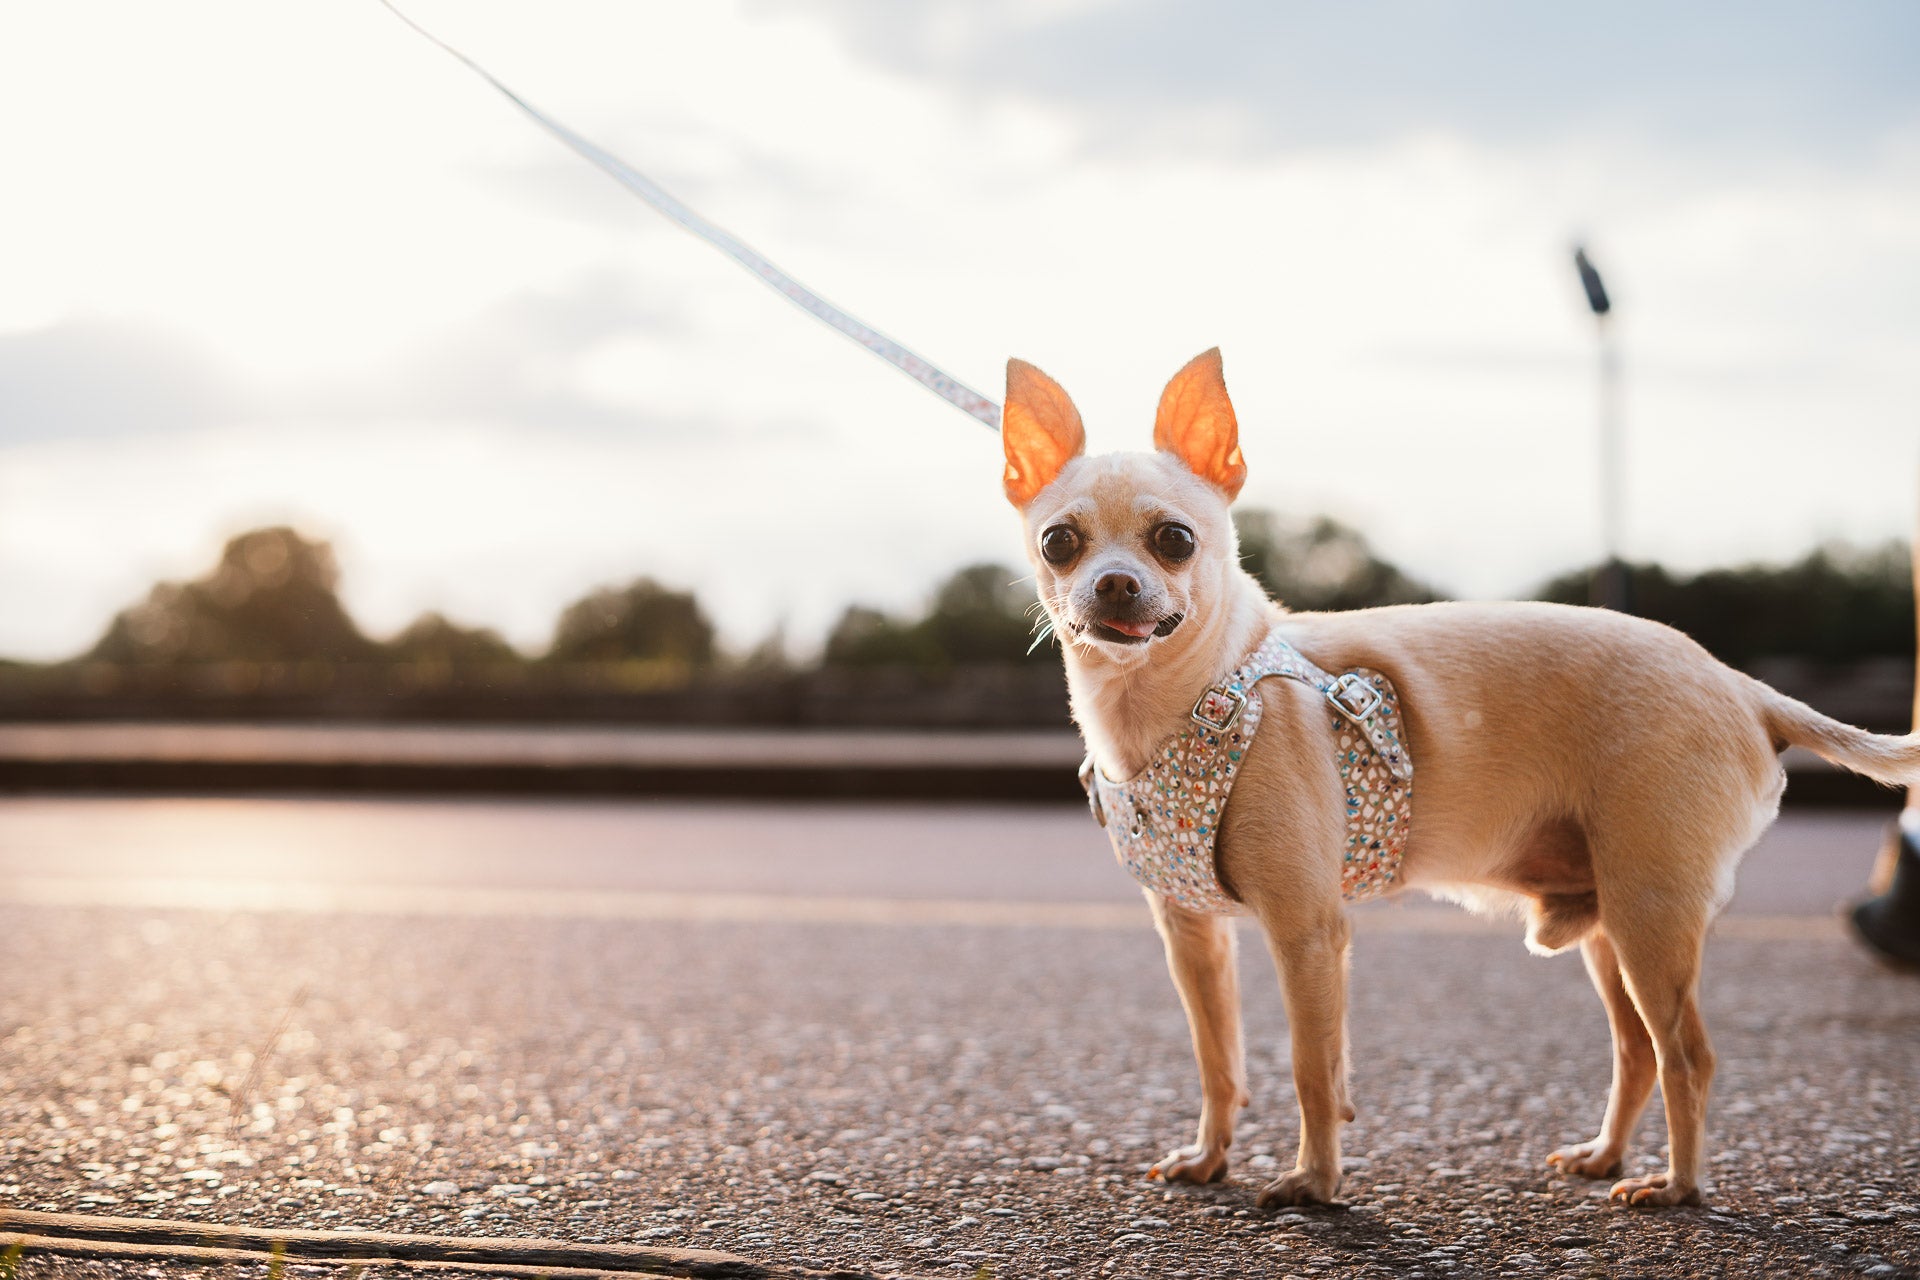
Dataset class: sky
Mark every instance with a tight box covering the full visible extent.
[2,1,1916,661]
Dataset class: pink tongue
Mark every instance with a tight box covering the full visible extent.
[1105,618,1157,638]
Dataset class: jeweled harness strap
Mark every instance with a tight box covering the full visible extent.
[1084,631,1415,913]
[1193,636,1412,784]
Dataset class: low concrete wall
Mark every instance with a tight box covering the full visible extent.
[0,723,1897,807]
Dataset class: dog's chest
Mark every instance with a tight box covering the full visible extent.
[1087,632,1414,914]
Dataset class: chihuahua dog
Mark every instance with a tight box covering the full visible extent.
[1002,348,1920,1208]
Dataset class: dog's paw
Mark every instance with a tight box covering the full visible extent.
[1608,1172,1702,1208]
[1255,1166,1341,1209]
[1546,1139,1623,1180]
[1148,1143,1229,1185]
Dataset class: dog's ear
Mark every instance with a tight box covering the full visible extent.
[1002,358,1086,507]
[1153,347,1245,500]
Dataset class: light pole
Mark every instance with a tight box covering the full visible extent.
[1574,246,1628,612]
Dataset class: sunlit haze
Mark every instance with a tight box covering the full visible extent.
[3,1,1916,660]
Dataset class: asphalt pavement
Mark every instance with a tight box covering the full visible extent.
[1,798,1916,1279]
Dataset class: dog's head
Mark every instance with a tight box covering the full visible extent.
[1002,349,1247,666]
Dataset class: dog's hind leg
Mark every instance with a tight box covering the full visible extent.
[1603,908,1716,1207]
[1253,902,1352,1208]
[1145,892,1248,1185]
[1546,931,1657,1180]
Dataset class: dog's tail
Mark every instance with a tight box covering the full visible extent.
[1753,677,1920,789]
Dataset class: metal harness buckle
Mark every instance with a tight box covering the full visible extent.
[1190,684,1247,732]
[1079,755,1107,827]
[1326,672,1383,724]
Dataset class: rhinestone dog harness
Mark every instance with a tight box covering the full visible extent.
[1083,630,1414,915]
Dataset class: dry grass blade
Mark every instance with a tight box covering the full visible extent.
[228,983,311,1129]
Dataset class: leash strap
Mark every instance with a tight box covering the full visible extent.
[381,2,1003,431]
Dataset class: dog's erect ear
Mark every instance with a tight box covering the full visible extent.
[1002,358,1086,507]
[1153,347,1245,501]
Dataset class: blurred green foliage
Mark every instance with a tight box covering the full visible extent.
[825,563,1045,669]
[1235,511,1444,612]
[1537,542,1916,666]
[50,518,1919,683]
[547,578,715,668]
[90,526,376,665]
[386,612,520,669]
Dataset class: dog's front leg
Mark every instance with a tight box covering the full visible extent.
[1144,892,1247,1185]
[1255,903,1352,1207]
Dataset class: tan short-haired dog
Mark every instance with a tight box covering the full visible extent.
[1003,348,1920,1208]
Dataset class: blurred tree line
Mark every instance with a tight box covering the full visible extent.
[61,516,1458,675]
[83,527,720,680]
[1535,543,1915,667]
[60,518,1917,673]
[6,517,1908,727]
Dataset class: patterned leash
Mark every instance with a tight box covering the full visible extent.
[380,2,1003,431]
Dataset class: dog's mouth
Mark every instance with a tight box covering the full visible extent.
[1070,613,1185,647]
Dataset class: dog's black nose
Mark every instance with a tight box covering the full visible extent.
[1095,570,1142,601]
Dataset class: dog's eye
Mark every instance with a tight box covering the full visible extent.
[1152,523,1196,563]
[1039,525,1081,565]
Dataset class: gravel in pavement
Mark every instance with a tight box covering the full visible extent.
[2,904,1917,1279]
